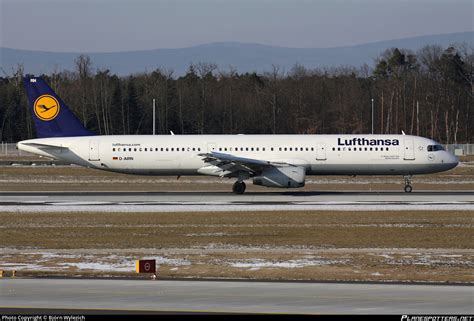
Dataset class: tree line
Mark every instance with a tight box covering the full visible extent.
[0,44,472,143]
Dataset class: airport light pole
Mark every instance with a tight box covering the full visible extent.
[371,98,374,135]
[153,99,156,135]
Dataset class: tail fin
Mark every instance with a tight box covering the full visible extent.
[23,75,94,138]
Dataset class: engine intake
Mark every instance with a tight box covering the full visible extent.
[253,166,305,188]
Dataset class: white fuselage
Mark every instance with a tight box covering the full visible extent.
[18,134,458,177]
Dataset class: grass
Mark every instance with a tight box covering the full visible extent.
[1,210,472,283]
[1,210,472,249]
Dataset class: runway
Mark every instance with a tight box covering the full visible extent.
[0,191,473,211]
[1,278,472,314]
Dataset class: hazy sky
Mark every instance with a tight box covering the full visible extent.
[1,0,472,52]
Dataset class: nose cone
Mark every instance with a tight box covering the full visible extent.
[445,152,459,170]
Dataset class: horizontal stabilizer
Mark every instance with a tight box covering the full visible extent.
[20,142,69,149]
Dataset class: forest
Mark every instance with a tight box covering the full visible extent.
[0,44,472,143]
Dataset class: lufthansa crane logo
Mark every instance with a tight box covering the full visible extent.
[34,95,60,121]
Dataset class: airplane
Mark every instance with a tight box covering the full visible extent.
[17,76,459,194]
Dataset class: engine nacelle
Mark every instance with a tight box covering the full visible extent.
[253,166,305,188]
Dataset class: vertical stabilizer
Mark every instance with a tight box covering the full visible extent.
[23,76,94,138]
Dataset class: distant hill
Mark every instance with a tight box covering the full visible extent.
[1,32,472,76]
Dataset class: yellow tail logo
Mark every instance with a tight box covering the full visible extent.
[34,94,60,121]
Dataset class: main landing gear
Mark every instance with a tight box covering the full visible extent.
[404,175,413,193]
[232,181,246,194]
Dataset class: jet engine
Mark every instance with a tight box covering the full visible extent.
[252,166,305,188]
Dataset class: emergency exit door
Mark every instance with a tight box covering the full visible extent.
[89,140,100,161]
[404,140,415,160]
[316,143,327,160]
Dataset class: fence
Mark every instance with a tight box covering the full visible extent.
[443,144,474,156]
[2,142,473,157]
[0,143,31,157]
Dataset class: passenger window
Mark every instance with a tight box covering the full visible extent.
[311,147,314,151]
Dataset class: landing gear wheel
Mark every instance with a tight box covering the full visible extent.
[232,181,246,194]
[403,175,413,193]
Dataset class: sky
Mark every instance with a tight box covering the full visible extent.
[1,0,472,52]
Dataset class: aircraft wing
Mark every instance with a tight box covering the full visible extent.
[198,151,289,176]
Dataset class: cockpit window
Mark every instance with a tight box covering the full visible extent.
[427,145,445,152]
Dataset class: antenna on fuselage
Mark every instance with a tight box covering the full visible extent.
[170,131,175,135]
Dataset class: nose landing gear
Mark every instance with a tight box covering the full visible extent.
[404,175,413,193]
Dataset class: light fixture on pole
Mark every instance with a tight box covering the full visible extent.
[371,98,374,135]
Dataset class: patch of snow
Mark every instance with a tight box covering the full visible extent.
[228,258,344,269]
[58,262,132,272]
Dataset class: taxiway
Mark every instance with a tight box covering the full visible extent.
[1,278,472,314]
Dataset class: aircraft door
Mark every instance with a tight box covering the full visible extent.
[316,143,327,160]
[207,143,217,153]
[89,140,100,161]
[404,140,415,160]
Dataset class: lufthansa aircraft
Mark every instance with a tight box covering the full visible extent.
[18,76,458,194]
